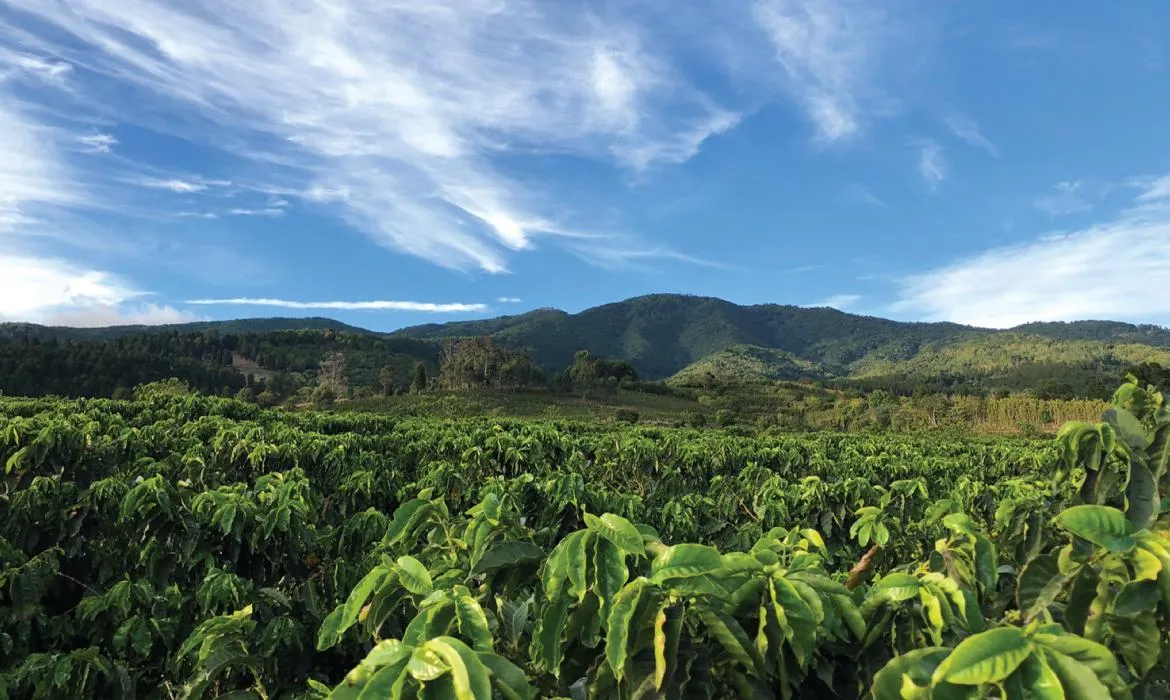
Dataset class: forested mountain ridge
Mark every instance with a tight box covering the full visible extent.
[4,293,1170,400]
[0,316,367,342]
[395,293,1170,384]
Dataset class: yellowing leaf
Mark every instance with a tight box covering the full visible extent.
[932,627,1033,686]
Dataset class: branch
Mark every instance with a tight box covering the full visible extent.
[845,544,881,590]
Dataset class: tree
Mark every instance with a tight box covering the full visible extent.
[318,352,348,399]
[379,365,397,396]
[439,338,542,391]
[311,384,336,409]
[569,351,599,398]
[411,363,427,393]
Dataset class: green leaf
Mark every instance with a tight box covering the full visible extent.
[454,591,494,652]
[385,499,429,546]
[1055,506,1135,553]
[1110,580,1160,616]
[318,566,392,650]
[606,577,652,681]
[788,572,850,597]
[477,652,536,700]
[869,573,920,603]
[354,649,411,700]
[1104,408,1147,451]
[1126,461,1158,530]
[1033,632,1125,697]
[1106,613,1160,676]
[541,536,573,601]
[974,535,998,597]
[407,646,450,682]
[698,607,764,677]
[1149,423,1170,482]
[584,512,645,556]
[650,544,723,583]
[471,541,544,576]
[530,597,570,675]
[593,538,629,624]
[865,650,973,697]
[1005,653,1063,700]
[833,594,867,641]
[498,597,529,646]
[1042,649,1110,700]
[1063,568,1099,636]
[1017,554,1074,621]
[396,556,433,596]
[932,627,1033,685]
[771,577,817,667]
[653,604,683,691]
[424,637,492,700]
[566,531,593,603]
[867,648,952,699]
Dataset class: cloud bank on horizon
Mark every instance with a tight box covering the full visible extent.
[1,0,1168,329]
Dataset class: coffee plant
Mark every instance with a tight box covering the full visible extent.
[1,378,1166,697]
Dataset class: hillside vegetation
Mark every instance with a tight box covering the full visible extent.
[4,294,1169,408]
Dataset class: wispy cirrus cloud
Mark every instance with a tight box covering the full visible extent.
[76,132,116,154]
[893,173,1170,327]
[496,297,522,304]
[2,0,741,273]
[228,208,284,218]
[1033,181,1094,217]
[136,176,231,194]
[752,0,892,143]
[944,115,998,156]
[916,140,947,191]
[811,293,862,310]
[186,298,488,313]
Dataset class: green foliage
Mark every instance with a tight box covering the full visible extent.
[5,379,1170,697]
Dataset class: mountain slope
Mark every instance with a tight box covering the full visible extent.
[0,317,370,342]
[395,293,1170,396]
[5,294,1168,400]
[395,294,978,377]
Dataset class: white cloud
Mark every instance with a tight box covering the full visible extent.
[1135,175,1170,203]
[894,175,1170,327]
[77,132,117,154]
[917,140,947,190]
[496,297,522,304]
[3,0,738,273]
[43,304,201,328]
[565,242,733,271]
[753,0,887,142]
[0,99,79,224]
[138,178,214,193]
[228,208,284,217]
[944,115,998,156]
[0,254,136,318]
[186,298,488,313]
[811,294,862,310]
[1033,181,1093,217]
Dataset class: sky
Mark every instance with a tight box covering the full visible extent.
[1,1,1169,331]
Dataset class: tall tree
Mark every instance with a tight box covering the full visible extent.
[411,363,427,393]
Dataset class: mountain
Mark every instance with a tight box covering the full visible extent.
[0,316,370,342]
[5,294,1169,400]
[394,293,1170,395]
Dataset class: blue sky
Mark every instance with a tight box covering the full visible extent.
[2,1,1169,331]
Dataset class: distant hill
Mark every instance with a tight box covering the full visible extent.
[0,316,370,342]
[669,345,823,386]
[395,293,1170,396]
[4,294,1169,400]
